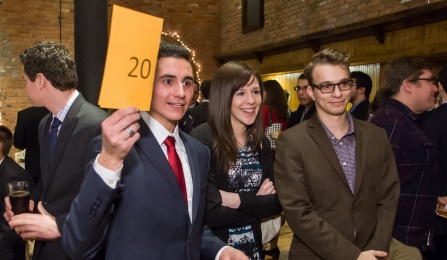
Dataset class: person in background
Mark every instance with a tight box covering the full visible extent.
[191,61,282,259]
[349,71,372,121]
[190,80,200,108]
[262,80,288,158]
[287,74,316,128]
[5,41,108,260]
[13,106,49,185]
[275,49,400,259]
[178,81,200,133]
[283,90,292,118]
[189,79,211,127]
[369,56,439,259]
[418,65,447,260]
[0,125,35,260]
[61,42,248,260]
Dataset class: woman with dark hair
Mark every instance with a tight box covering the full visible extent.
[262,80,288,157]
[191,61,282,259]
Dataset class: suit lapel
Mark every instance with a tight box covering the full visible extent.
[40,114,51,189]
[180,131,200,222]
[43,95,83,193]
[135,120,189,216]
[353,120,367,197]
[307,116,351,191]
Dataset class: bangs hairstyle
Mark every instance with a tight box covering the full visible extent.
[209,61,264,172]
[303,49,350,86]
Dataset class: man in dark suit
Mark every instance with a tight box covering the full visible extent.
[62,42,247,259]
[275,49,400,259]
[5,42,107,260]
[189,79,211,127]
[0,125,35,260]
[287,74,316,128]
[418,65,447,260]
[13,106,49,185]
[349,71,372,121]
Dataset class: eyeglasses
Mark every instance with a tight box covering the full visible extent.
[409,78,439,86]
[294,85,309,92]
[311,80,353,94]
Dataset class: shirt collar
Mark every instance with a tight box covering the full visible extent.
[349,98,366,112]
[319,112,355,140]
[54,90,79,122]
[140,112,185,151]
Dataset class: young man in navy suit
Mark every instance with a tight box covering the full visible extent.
[62,42,247,260]
[349,71,372,121]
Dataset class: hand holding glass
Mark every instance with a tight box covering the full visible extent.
[7,181,30,215]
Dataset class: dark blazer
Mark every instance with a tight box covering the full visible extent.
[275,115,400,259]
[13,107,49,183]
[190,124,282,257]
[419,103,447,235]
[350,99,371,121]
[32,94,107,260]
[189,101,209,127]
[0,156,35,260]
[287,104,316,128]
[62,119,226,260]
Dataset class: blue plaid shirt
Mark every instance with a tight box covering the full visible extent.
[370,98,438,251]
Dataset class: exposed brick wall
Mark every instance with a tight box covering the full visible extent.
[107,0,222,81]
[220,0,445,54]
[0,0,221,156]
[0,0,74,156]
[1,0,445,158]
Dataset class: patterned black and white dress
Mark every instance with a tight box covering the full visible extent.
[227,145,263,260]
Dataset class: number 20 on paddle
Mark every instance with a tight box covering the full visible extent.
[128,57,151,79]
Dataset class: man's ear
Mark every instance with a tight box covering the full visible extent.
[35,73,46,90]
[307,87,315,101]
[401,79,414,93]
[358,86,366,94]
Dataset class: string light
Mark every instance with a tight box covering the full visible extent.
[162,31,201,83]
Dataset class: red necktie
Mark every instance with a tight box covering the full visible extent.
[164,136,187,203]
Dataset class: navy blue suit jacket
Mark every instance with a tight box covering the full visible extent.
[62,119,226,259]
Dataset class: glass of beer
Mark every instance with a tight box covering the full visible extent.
[436,202,447,219]
[7,181,30,215]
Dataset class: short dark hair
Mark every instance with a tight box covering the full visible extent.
[20,41,78,91]
[371,56,431,111]
[200,79,211,99]
[298,73,307,81]
[158,42,190,61]
[0,125,13,155]
[383,56,431,97]
[351,71,373,99]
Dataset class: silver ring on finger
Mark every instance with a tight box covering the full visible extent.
[125,127,135,137]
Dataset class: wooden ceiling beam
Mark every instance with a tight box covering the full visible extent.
[216,2,447,64]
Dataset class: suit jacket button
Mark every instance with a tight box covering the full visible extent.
[43,201,48,206]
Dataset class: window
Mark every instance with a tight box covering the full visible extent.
[242,0,264,33]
